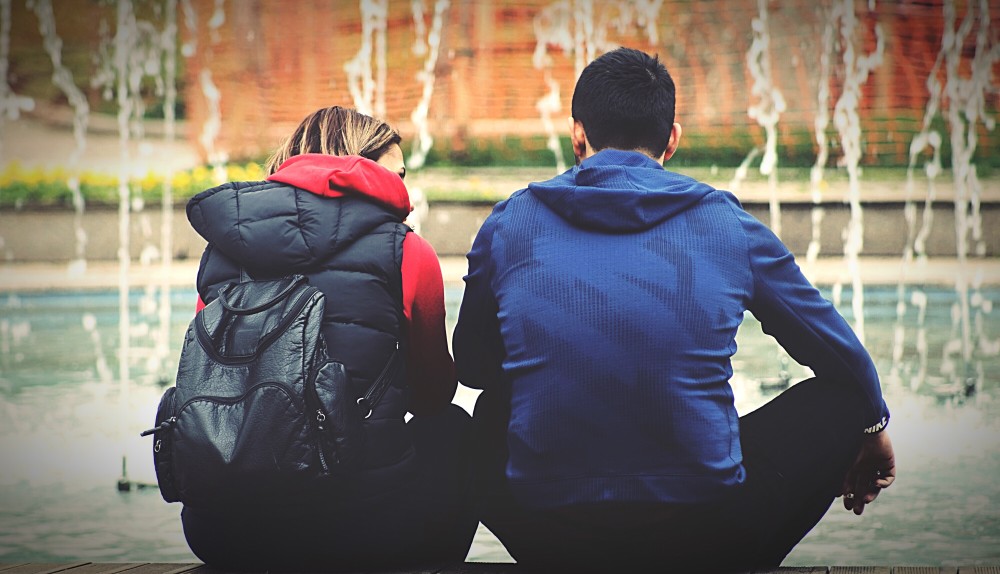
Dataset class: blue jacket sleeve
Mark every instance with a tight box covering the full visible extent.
[453,200,508,390]
[735,202,890,433]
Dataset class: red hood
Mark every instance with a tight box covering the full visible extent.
[267,153,412,220]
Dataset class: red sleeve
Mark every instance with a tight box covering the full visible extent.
[401,232,457,415]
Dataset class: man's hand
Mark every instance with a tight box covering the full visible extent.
[841,430,896,515]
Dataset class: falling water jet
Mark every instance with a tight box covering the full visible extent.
[29,0,91,276]
[113,0,139,491]
[571,0,596,76]
[0,0,35,263]
[831,0,884,346]
[728,147,761,193]
[534,2,600,169]
[531,0,662,173]
[892,42,945,392]
[0,0,35,134]
[199,1,227,183]
[806,3,835,266]
[407,0,449,172]
[345,0,389,118]
[405,0,449,235]
[532,1,573,173]
[106,0,178,486]
[156,0,179,387]
[745,0,786,239]
[937,0,999,400]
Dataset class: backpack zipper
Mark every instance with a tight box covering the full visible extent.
[356,341,401,419]
[140,416,176,437]
[305,365,332,473]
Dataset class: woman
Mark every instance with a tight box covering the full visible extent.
[181,106,476,571]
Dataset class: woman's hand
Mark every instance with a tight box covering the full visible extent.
[841,430,896,515]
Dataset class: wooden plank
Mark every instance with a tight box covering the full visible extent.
[111,565,201,574]
[0,564,91,574]
[168,567,243,574]
[435,564,522,574]
[3,565,998,574]
[55,565,147,574]
[757,568,829,574]
[178,565,444,574]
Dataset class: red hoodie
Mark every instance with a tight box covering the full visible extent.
[196,154,457,416]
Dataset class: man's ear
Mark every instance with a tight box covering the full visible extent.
[662,122,683,162]
[570,118,588,162]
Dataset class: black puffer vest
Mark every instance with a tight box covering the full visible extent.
[188,180,416,493]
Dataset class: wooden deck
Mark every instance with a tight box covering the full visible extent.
[1,564,998,574]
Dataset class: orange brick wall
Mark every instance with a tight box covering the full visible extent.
[180,0,999,165]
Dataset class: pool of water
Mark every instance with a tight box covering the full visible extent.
[0,284,998,565]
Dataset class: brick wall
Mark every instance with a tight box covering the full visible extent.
[180,0,1000,166]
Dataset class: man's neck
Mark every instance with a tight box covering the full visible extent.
[580,147,666,164]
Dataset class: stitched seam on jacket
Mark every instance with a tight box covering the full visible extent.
[293,189,318,260]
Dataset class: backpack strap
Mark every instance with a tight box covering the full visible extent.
[356,341,402,419]
[223,267,400,419]
[217,275,308,315]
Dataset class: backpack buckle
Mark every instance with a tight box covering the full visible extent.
[356,397,374,419]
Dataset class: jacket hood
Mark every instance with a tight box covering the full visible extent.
[187,154,409,271]
[527,149,714,232]
[267,153,412,218]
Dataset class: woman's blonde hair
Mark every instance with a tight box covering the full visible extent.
[264,106,402,174]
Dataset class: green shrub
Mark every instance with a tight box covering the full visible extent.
[0,161,265,209]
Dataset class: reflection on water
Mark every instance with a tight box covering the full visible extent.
[0,286,998,565]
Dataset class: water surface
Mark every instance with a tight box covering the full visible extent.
[1,285,997,565]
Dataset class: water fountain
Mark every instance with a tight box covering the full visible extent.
[0,0,34,262]
[404,0,450,233]
[531,0,662,172]
[892,0,999,400]
[345,0,388,119]
[805,2,834,265]
[408,0,449,172]
[831,0,884,346]
[28,0,89,275]
[744,0,785,239]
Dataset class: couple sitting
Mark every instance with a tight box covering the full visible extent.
[182,48,894,573]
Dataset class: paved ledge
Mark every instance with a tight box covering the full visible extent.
[0,563,996,574]
[1,256,999,293]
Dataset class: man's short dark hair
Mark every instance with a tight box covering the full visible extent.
[571,47,675,156]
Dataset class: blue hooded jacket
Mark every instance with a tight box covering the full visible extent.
[454,149,889,508]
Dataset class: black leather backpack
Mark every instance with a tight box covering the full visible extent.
[141,275,399,507]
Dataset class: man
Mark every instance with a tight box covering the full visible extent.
[453,47,895,572]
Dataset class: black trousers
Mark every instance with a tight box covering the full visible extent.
[181,404,478,572]
[473,377,868,573]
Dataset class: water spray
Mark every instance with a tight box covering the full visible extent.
[345,0,389,118]
[745,0,786,239]
[831,0,884,346]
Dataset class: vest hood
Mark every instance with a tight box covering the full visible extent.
[187,154,409,272]
[527,149,714,232]
[267,153,412,218]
